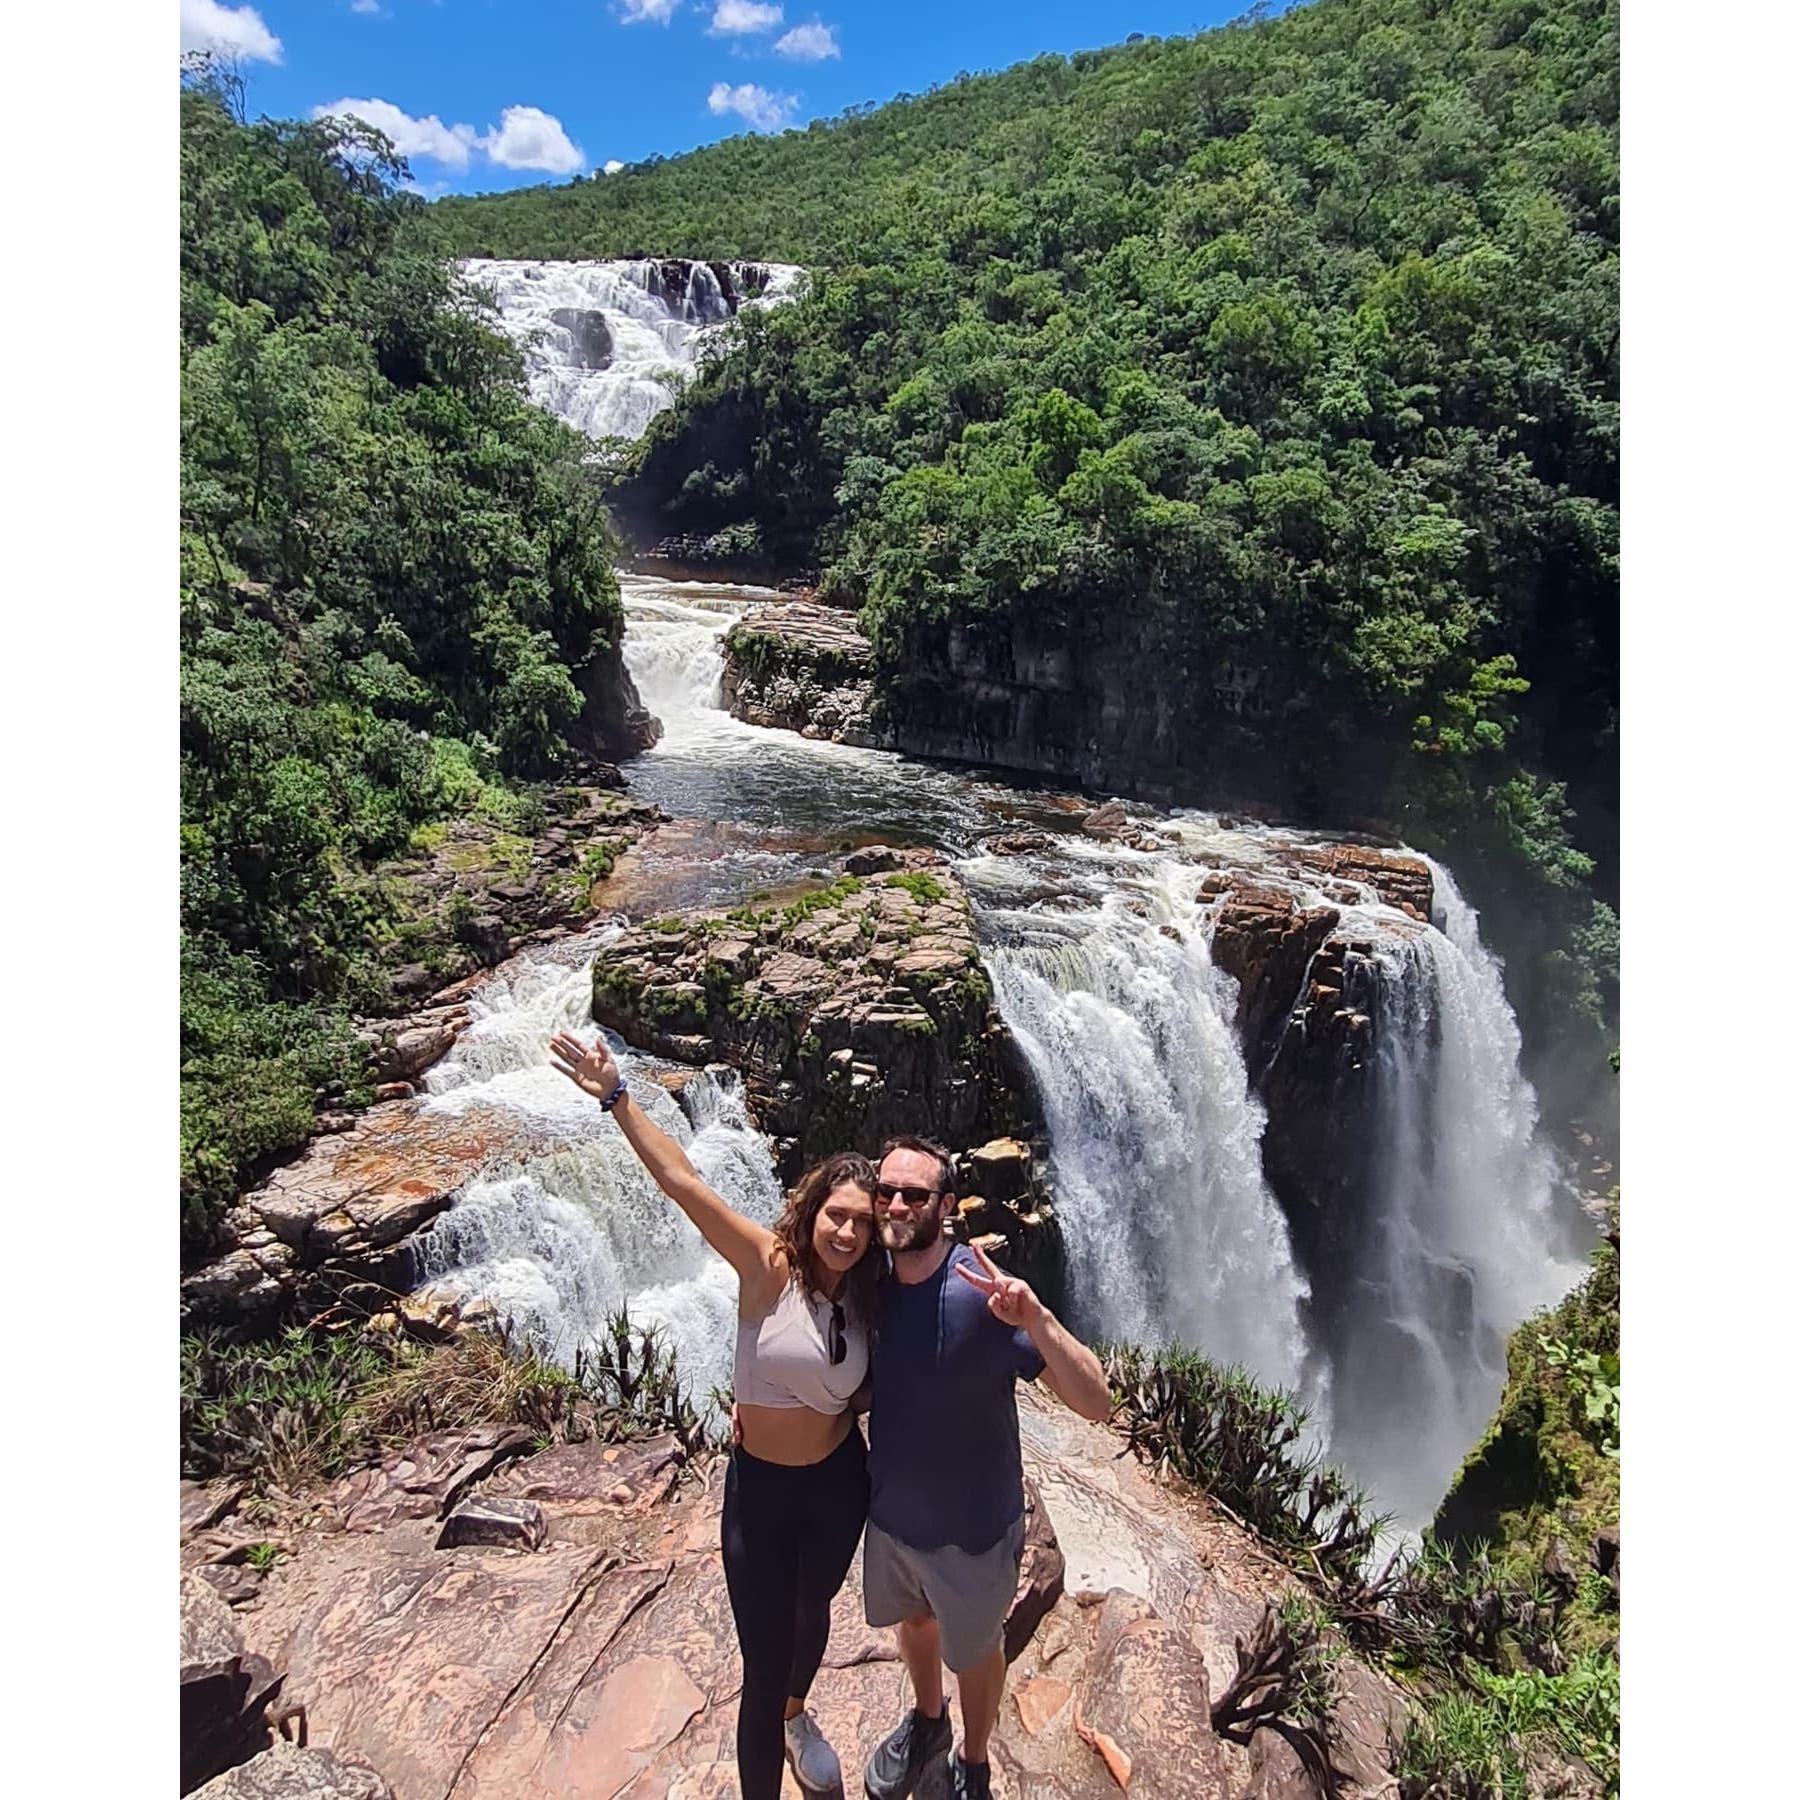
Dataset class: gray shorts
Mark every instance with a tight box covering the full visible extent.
[862,1516,1026,1672]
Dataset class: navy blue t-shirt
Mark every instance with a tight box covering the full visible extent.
[868,1243,1045,1553]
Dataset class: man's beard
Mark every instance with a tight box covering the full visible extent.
[880,1205,946,1254]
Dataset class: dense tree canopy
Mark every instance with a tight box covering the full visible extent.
[437,0,1618,1059]
[181,77,625,1237]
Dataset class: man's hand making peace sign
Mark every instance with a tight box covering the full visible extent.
[953,1240,1046,1331]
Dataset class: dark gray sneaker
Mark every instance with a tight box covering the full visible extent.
[949,1754,992,1800]
[863,1706,952,1800]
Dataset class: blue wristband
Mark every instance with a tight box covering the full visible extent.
[599,1079,628,1112]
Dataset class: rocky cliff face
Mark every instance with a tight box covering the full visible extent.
[588,853,1038,1178]
[719,601,886,747]
[713,599,1403,819]
[874,613,1401,819]
[182,1385,1413,1800]
[1194,847,1435,1288]
[574,640,663,762]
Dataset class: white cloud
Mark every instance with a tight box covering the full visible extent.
[482,105,586,174]
[707,82,798,131]
[618,0,681,21]
[709,1,782,34]
[602,159,627,175]
[312,100,584,177]
[773,21,839,61]
[314,97,481,170]
[351,0,381,14]
[180,0,283,64]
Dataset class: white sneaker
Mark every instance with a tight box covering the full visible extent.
[784,1710,843,1792]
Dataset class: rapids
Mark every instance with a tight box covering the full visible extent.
[411,574,1584,1520]
[413,272,1587,1521]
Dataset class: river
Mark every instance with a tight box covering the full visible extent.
[412,568,1587,1527]
[424,261,1591,1526]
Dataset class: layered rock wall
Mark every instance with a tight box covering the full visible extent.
[719,601,886,747]
[588,857,1037,1181]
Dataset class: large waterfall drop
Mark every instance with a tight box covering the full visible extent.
[459,258,802,442]
[1314,863,1589,1520]
[970,850,1313,1399]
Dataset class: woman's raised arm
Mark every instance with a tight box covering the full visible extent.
[550,1030,784,1311]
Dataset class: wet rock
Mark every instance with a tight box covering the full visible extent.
[547,306,613,370]
[189,1743,394,1800]
[951,1138,1064,1297]
[436,1496,548,1552]
[574,636,662,760]
[1290,843,1434,921]
[456,913,509,963]
[982,830,1055,856]
[1203,877,1342,1074]
[843,843,945,876]
[330,1425,534,1532]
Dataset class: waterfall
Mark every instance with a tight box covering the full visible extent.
[1314,862,1589,1522]
[399,548,1579,1522]
[460,258,803,442]
[417,940,783,1406]
[970,848,1315,1400]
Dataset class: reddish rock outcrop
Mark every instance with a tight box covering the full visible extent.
[182,1101,549,1325]
[329,1425,534,1533]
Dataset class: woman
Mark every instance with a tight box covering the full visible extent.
[550,1028,878,1799]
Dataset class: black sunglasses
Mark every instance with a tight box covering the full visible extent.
[876,1181,940,1208]
[829,1300,847,1367]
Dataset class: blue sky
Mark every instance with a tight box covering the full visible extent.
[180,1,1264,197]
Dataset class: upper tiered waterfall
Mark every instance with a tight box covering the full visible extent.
[460,258,803,441]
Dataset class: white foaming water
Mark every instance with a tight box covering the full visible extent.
[460,258,803,441]
[968,845,1314,1399]
[418,940,782,1404]
[1319,861,1588,1522]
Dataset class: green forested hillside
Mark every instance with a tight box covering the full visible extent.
[436,0,1619,1058]
[180,77,627,1241]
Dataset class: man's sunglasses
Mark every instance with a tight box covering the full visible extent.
[876,1182,940,1209]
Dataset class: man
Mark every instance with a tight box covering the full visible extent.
[861,1135,1112,1800]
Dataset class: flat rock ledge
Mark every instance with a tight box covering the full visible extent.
[181,1098,553,1326]
[720,601,888,748]
[184,1388,1411,1800]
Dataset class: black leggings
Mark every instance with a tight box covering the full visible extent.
[721,1426,870,1800]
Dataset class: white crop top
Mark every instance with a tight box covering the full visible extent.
[734,1279,868,1414]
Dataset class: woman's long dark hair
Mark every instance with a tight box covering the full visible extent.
[772,1151,882,1326]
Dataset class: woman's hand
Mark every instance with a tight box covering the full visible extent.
[550,1030,623,1103]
